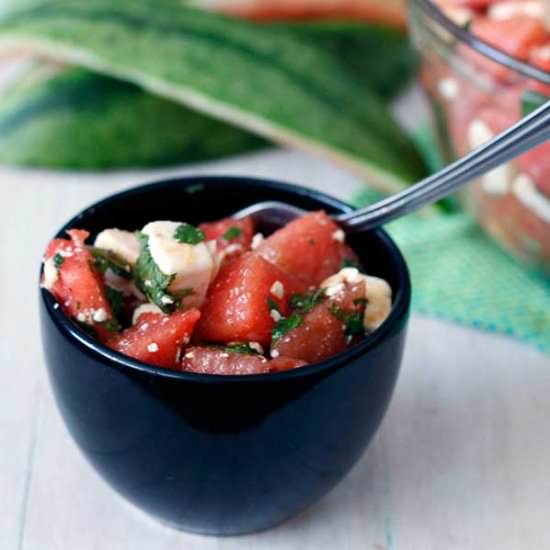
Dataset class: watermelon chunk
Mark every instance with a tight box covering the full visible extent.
[199,215,254,252]
[272,280,366,363]
[472,17,547,60]
[181,346,270,374]
[195,252,306,346]
[107,309,200,369]
[181,346,307,375]
[257,211,352,286]
[44,229,115,341]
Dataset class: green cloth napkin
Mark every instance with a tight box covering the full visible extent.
[351,131,550,355]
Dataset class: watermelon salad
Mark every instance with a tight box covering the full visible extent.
[414,0,550,270]
[42,212,392,375]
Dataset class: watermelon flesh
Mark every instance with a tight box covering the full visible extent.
[195,252,307,346]
[108,309,201,369]
[44,229,115,342]
[181,346,307,375]
[257,211,356,287]
[272,280,366,363]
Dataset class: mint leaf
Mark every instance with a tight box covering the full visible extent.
[54,253,64,269]
[133,233,175,312]
[173,223,205,245]
[90,246,132,279]
[223,226,243,241]
[272,313,303,342]
[329,304,364,336]
[290,289,325,313]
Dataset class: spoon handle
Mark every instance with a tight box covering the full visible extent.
[339,101,550,231]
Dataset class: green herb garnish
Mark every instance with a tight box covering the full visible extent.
[272,313,303,342]
[267,296,280,313]
[173,223,205,245]
[522,89,550,117]
[353,297,368,307]
[223,226,243,241]
[106,286,125,319]
[54,253,64,269]
[101,318,121,333]
[290,288,325,313]
[329,304,364,336]
[90,247,132,279]
[133,233,175,313]
[225,343,261,355]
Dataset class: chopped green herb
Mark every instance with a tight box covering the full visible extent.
[106,286,125,319]
[173,223,205,245]
[133,233,175,313]
[90,247,132,279]
[54,253,64,269]
[290,288,325,313]
[223,226,243,241]
[101,318,121,333]
[328,304,365,336]
[522,89,549,116]
[272,313,303,342]
[353,297,368,307]
[225,343,261,355]
[342,258,361,270]
[267,296,280,313]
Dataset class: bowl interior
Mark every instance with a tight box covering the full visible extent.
[45,175,411,379]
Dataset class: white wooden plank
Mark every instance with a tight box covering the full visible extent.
[1,144,549,550]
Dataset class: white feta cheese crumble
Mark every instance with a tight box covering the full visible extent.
[512,173,550,223]
[147,343,159,353]
[364,276,393,331]
[142,221,216,309]
[94,229,141,265]
[324,282,345,297]
[251,233,264,250]
[270,309,282,322]
[92,308,107,323]
[42,258,58,290]
[320,269,392,331]
[332,229,345,243]
[438,77,459,101]
[160,295,174,305]
[132,303,162,325]
[270,281,285,299]
[468,120,513,195]
[270,349,280,359]
[185,352,195,359]
[76,312,87,323]
[488,1,544,21]
[249,342,264,355]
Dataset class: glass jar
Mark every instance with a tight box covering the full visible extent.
[408,0,550,273]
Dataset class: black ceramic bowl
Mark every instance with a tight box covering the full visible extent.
[40,176,411,536]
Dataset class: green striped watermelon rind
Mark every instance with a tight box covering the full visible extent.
[0,0,428,192]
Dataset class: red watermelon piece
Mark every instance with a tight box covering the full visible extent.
[195,252,307,346]
[272,280,366,363]
[107,309,201,369]
[44,229,115,341]
[257,211,353,287]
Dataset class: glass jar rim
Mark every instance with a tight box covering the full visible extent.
[413,0,550,85]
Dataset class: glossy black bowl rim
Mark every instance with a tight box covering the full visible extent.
[412,0,550,85]
[40,175,411,384]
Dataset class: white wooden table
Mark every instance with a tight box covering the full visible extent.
[1,150,549,550]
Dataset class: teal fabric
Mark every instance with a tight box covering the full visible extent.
[351,131,550,354]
